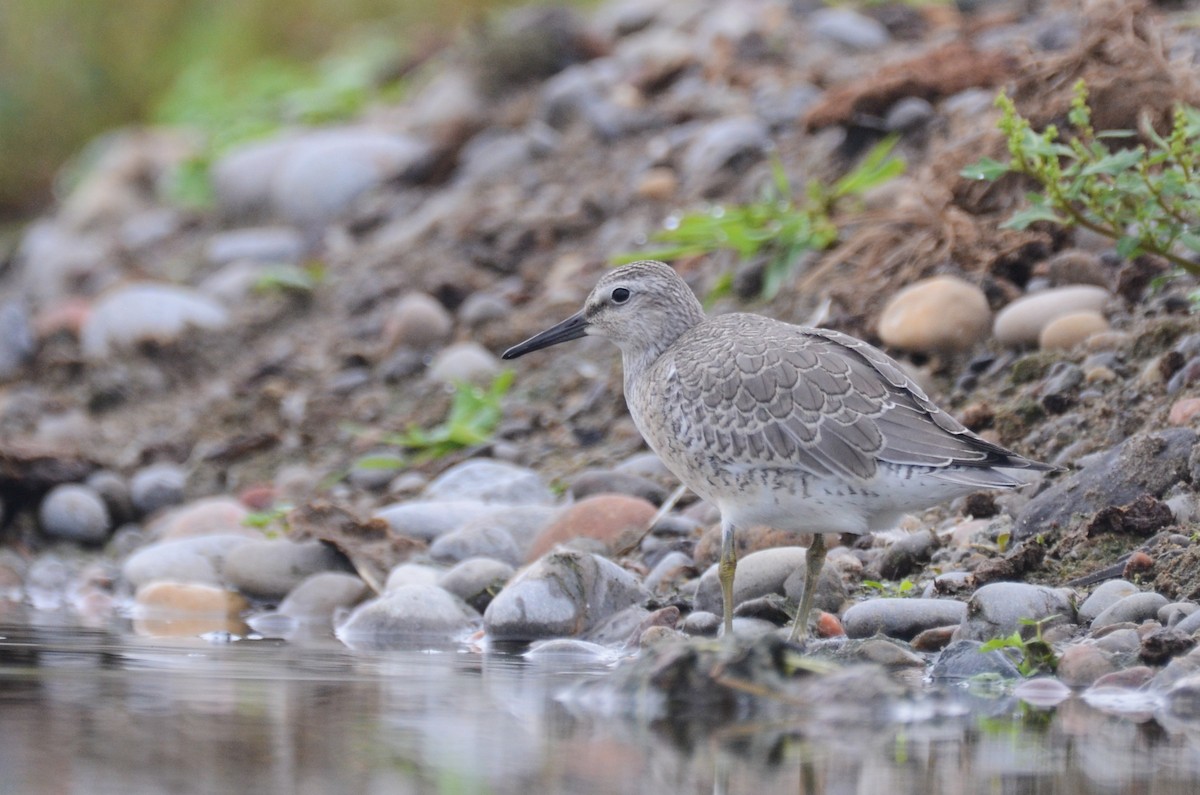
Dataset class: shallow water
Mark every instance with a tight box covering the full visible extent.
[3,613,1200,794]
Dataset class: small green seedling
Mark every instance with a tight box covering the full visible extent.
[351,453,408,472]
[618,136,905,299]
[861,578,917,596]
[962,80,1200,275]
[254,262,327,296]
[385,370,515,462]
[243,503,293,538]
[979,614,1061,677]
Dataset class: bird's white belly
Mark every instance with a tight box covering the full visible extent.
[677,460,982,536]
[717,481,873,535]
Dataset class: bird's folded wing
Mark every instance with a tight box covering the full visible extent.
[663,318,1034,483]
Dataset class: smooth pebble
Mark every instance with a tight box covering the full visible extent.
[130,463,188,516]
[38,484,111,543]
[337,584,479,649]
[1038,310,1110,351]
[81,284,229,359]
[483,549,645,641]
[993,285,1110,346]
[877,276,990,354]
[427,341,503,384]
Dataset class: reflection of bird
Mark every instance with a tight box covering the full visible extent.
[504,261,1052,640]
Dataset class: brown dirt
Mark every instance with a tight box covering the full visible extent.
[803,42,1019,131]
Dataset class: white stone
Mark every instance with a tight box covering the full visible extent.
[81,284,229,359]
[993,285,1111,346]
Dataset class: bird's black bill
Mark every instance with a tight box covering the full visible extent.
[502,311,589,359]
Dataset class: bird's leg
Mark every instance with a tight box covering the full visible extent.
[718,519,737,636]
[788,533,827,643]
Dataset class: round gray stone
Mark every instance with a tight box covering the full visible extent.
[38,484,111,543]
[122,534,255,588]
[336,584,480,649]
[957,581,1076,642]
[130,463,187,516]
[483,549,645,641]
[422,460,554,506]
[644,550,695,594]
[930,639,1022,680]
[1151,648,1200,691]
[430,521,523,566]
[456,132,534,184]
[204,226,304,266]
[85,470,134,525]
[1079,579,1140,624]
[885,97,935,132]
[17,220,114,302]
[457,291,512,328]
[1017,429,1196,541]
[612,452,673,481]
[224,539,352,600]
[278,572,370,622]
[384,562,444,591]
[1091,592,1170,630]
[426,342,502,385]
[1160,602,1199,628]
[386,292,453,351]
[1058,644,1118,687]
[681,610,722,637]
[81,284,229,359]
[374,500,495,542]
[0,299,34,380]
[566,468,668,505]
[809,8,890,50]
[438,557,514,613]
[1094,628,1141,654]
[270,130,434,227]
[429,504,557,565]
[843,598,968,641]
[583,604,657,645]
[695,547,845,617]
[211,135,301,220]
[683,117,769,187]
[1172,607,1200,636]
[877,529,939,580]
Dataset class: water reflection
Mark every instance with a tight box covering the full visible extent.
[2,615,1200,794]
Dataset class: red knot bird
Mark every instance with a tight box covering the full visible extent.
[503,260,1053,641]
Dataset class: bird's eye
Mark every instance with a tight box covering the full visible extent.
[611,287,631,304]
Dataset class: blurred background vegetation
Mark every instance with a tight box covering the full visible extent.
[0,0,533,219]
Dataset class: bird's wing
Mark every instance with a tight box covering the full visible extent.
[662,316,1031,483]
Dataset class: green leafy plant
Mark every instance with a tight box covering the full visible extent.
[861,578,917,596]
[254,262,328,296]
[351,452,408,473]
[243,503,293,538]
[617,137,905,300]
[962,80,1200,275]
[385,370,515,462]
[979,615,1060,677]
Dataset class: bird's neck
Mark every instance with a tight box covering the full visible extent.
[620,301,705,376]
